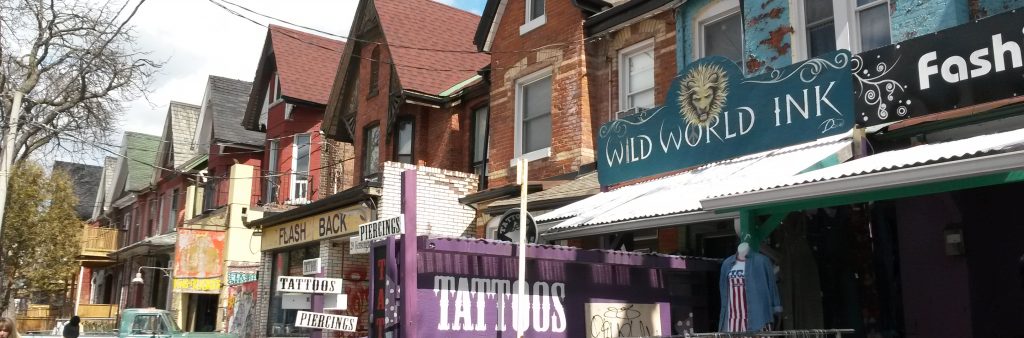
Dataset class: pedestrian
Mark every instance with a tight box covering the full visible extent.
[62,316,79,338]
[0,317,19,338]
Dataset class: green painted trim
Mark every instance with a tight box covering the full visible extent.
[748,170,1024,216]
[439,75,482,97]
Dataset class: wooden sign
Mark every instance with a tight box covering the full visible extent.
[295,311,357,332]
[276,276,343,294]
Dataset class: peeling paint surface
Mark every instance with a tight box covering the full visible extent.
[891,0,970,43]
[742,0,793,73]
[977,0,1024,18]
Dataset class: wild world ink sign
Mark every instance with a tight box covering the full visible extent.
[597,50,854,186]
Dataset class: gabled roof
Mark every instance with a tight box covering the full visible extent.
[204,76,264,146]
[242,25,345,130]
[375,0,489,95]
[52,161,104,220]
[118,132,161,195]
[474,0,612,51]
[155,102,200,177]
[91,156,119,220]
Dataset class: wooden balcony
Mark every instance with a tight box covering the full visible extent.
[79,226,118,267]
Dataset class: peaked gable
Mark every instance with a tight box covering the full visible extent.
[154,101,200,182]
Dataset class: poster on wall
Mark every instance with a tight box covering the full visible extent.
[226,281,258,337]
[596,50,854,186]
[173,228,226,293]
[854,9,1024,126]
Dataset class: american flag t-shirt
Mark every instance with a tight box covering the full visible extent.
[728,260,747,332]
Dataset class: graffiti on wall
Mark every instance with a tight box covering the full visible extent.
[173,229,226,293]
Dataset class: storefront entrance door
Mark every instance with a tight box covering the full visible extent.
[189,294,219,332]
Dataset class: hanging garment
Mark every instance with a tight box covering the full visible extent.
[719,251,782,332]
[728,261,748,332]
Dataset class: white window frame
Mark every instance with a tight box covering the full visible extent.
[290,133,310,203]
[791,0,891,61]
[618,39,656,112]
[265,140,279,204]
[519,0,546,35]
[694,0,743,67]
[512,67,553,165]
[168,189,178,230]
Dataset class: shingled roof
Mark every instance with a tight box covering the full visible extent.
[122,132,160,193]
[242,25,345,130]
[375,0,490,95]
[52,161,104,220]
[205,76,264,146]
[157,101,201,170]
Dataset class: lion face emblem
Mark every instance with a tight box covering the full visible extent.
[679,63,728,126]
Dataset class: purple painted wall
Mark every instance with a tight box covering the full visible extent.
[414,251,674,337]
[895,193,971,338]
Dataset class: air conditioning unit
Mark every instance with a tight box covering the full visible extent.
[616,106,649,119]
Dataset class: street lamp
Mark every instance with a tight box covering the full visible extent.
[132,266,172,285]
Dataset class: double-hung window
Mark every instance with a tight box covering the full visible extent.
[471,106,489,189]
[265,140,279,204]
[394,118,414,164]
[168,189,178,231]
[363,125,381,178]
[520,0,546,34]
[619,39,656,115]
[514,69,552,162]
[795,0,891,60]
[698,0,743,68]
[291,134,310,203]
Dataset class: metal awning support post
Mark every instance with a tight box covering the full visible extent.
[738,210,788,252]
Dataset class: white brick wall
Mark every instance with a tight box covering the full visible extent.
[380,162,478,238]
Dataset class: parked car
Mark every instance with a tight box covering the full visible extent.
[24,308,237,338]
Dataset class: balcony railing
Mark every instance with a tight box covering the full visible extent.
[78,304,119,318]
[80,226,119,258]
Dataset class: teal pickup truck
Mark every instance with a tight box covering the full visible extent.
[26,308,237,338]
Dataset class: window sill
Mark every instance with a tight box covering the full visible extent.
[519,15,546,35]
[509,147,550,167]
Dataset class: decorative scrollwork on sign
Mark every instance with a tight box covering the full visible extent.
[599,107,664,139]
[744,52,850,84]
[852,53,909,122]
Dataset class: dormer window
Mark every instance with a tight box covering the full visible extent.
[520,0,546,35]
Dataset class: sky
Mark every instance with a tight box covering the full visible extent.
[64,0,485,166]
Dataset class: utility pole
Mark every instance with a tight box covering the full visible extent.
[0,90,24,250]
[515,157,528,338]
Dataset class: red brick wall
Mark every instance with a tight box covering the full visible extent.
[487,0,594,186]
[263,98,326,204]
[208,144,262,207]
[78,267,93,305]
[351,41,394,186]
[586,10,678,131]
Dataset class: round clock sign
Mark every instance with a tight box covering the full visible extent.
[496,208,537,243]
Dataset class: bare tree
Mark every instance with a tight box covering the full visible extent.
[0,0,159,160]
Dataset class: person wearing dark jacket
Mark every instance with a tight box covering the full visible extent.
[62,316,79,338]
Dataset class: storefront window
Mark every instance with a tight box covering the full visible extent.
[267,245,319,337]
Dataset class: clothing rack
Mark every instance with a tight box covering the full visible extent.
[655,329,856,338]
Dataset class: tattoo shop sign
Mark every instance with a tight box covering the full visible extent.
[855,9,1024,126]
[276,276,344,294]
[295,311,358,332]
[597,50,854,186]
[358,215,404,242]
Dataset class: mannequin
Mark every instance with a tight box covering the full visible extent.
[719,242,782,332]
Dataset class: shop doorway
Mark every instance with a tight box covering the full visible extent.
[187,294,219,332]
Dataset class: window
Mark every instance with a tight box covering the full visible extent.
[855,0,891,51]
[268,246,319,337]
[202,176,217,212]
[158,194,166,233]
[514,69,553,162]
[363,124,380,178]
[795,0,891,60]
[369,46,381,97]
[148,199,158,236]
[803,0,837,58]
[619,40,656,111]
[274,72,282,102]
[520,0,546,34]
[394,118,414,164]
[699,4,743,67]
[264,140,279,204]
[471,106,489,190]
[131,315,167,335]
[168,189,179,230]
[291,134,310,202]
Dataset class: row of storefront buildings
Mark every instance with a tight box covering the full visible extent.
[70,0,1024,337]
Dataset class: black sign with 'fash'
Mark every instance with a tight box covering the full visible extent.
[854,9,1024,126]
